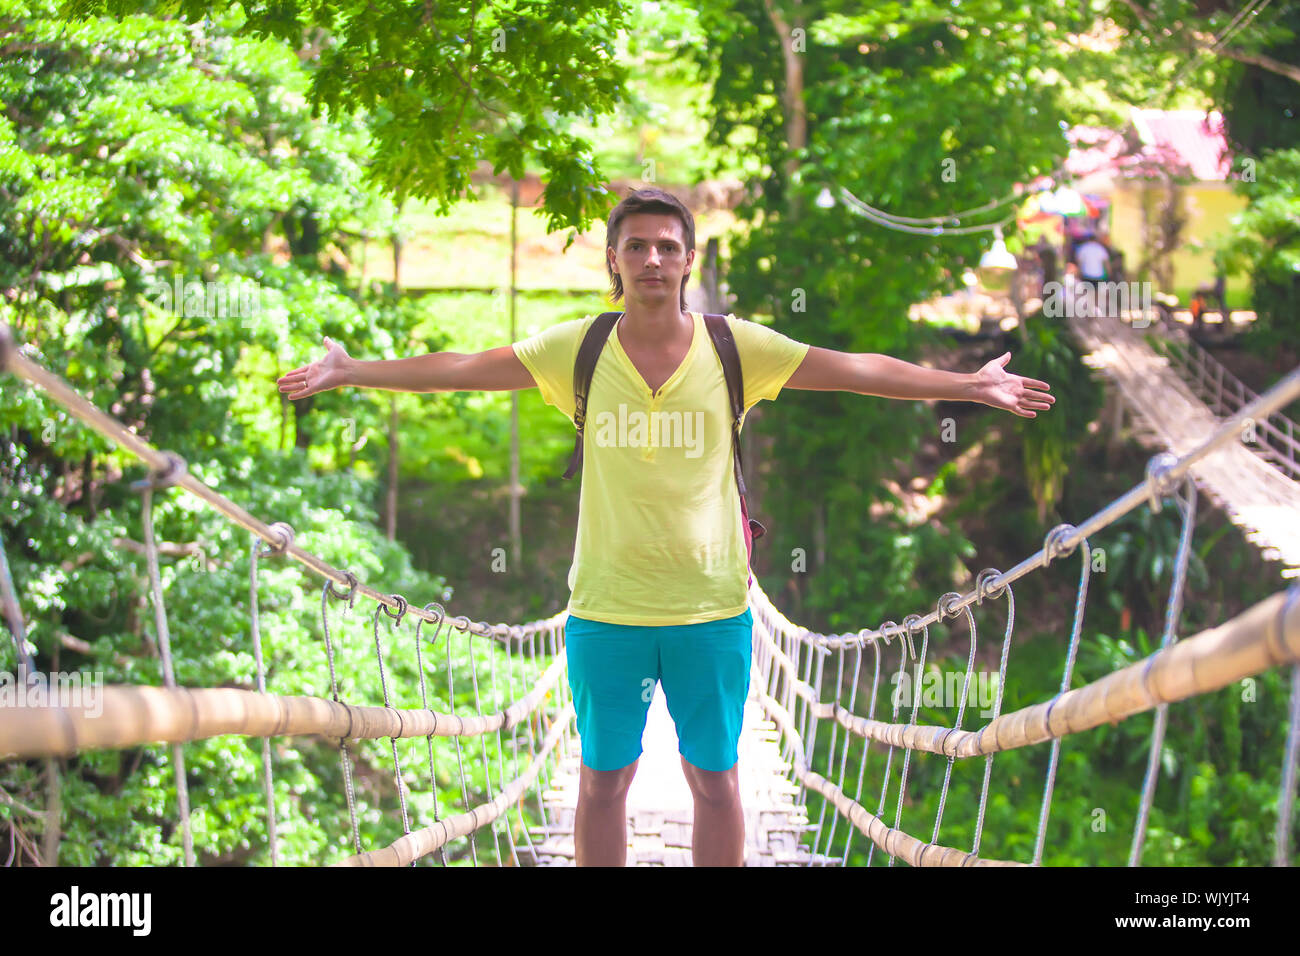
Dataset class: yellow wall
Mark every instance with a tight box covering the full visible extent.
[1109,182,1250,299]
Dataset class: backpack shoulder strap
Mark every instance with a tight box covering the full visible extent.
[703,313,748,497]
[562,312,622,480]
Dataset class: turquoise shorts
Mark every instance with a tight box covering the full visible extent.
[563,607,754,773]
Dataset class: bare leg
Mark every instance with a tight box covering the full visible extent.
[681,754,745,866]
[574,758,639,867]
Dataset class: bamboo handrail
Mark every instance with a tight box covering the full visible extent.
[754,586,1299,759]
[0,654,568,758]
[332,703,575,867]
[0,321,557,640]
[754,687,1024,866]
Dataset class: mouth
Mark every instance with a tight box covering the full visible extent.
[638,277,664,283]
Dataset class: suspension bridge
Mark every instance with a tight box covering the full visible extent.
[1070,307,1300,577]
[1,320,1298,867]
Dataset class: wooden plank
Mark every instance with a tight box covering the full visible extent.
[1068,311,1300,578]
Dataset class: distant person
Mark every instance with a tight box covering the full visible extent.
[1097,231,1120,280]
[1074,234,1110,283]
[1190,285,1209,331]
[1190,273,1228,333]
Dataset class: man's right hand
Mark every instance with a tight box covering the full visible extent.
[277,337,351,400]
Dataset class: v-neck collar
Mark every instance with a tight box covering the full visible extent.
[610,310,701,399]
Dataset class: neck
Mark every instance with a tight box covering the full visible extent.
[619,300,691,346]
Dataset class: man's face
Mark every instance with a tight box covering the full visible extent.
[607,213,694,306]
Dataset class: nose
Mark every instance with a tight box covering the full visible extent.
[646,246,661,267]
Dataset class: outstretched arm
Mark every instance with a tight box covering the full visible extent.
[784,347,1055,419]
[277,339,535,399]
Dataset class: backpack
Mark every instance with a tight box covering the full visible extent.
[561,311,767,587]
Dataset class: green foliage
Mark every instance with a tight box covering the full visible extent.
[683,0,1084,634]
[1215,148,1300,359]
[676,3,1294,867]
[1070,0,1293,115]
[59,0,634,238]
[1010,317,1105,522]
[1220,4,1300,156]
[0,3,545,865]
[2,0,1293,869]
[805,616,1298,867]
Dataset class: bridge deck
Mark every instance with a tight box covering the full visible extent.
[519,675,834,866]
[1069,310,1300,578]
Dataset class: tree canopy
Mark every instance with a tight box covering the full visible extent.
[1,0,1295,868]
[59,0,635,239]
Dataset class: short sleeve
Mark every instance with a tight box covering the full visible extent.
[726,314,810,410]
[511,316,593,422]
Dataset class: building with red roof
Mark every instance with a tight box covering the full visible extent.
[1057,108,1247,298]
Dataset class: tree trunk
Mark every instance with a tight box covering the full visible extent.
[386,199,405,541]
[509,178,522,571]
[42,756,60,865]
[83,450,95,520]
[392,199,405,290]
[386,396,398,542]
[813,498,825,570]
[761,0,807,220]
[292,397,313,451]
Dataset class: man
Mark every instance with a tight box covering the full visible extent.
[277,186,1055,867]
[1073,232,1111,283]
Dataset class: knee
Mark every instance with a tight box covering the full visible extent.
[682,758,740,807]
[579,761,637,805]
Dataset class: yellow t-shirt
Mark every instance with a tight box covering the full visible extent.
[512,310,810,626]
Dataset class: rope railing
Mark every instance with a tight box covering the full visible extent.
[0,653,571,757]
[750,567,1300,867]
[0,494,575,866]
[742,364,1300,866]
[1149,329,1300,482]
[332,703,576,867]
[3,315,1299,868]
[0,321,578,866]
[0,323,528,638]
[1071,308,1300,579]
[791,363,1300,652]
[753,584,1300,760]
[752,683,1024,866]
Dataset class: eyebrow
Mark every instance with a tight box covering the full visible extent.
[623,236,681,245]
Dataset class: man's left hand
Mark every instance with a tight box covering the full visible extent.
[972,352,1056,419]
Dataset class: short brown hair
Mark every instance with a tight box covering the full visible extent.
[605,187,695,311]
